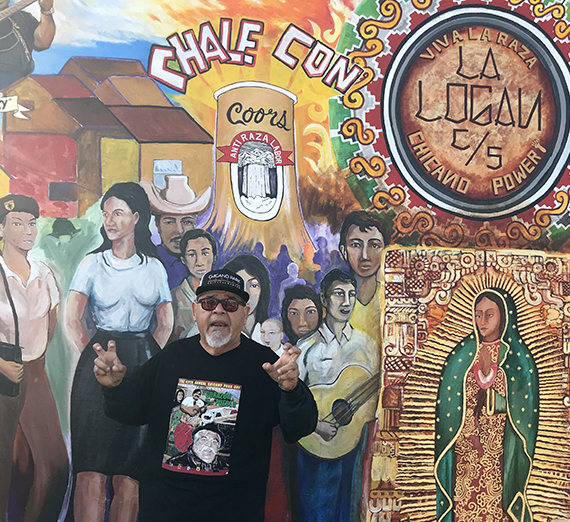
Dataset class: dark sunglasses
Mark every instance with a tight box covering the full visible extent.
[197,298,245,313]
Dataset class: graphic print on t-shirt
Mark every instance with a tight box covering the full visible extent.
[162,378,241,476]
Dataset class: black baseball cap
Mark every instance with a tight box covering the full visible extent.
[196,269,249,303]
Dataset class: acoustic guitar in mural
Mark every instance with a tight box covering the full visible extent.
[299,366,379,460]
[0,0,38,21]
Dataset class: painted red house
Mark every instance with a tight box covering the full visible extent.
[1,75,94,217]
[0,57,214,217]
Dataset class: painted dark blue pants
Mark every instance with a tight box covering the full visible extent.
[296,430,367,522]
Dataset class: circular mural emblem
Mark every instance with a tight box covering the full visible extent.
[382,6,570,220]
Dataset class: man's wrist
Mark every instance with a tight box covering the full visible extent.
[280,381,300,393]
[103,376,125,389]
[40,6,55,15]
[103,377,126,392]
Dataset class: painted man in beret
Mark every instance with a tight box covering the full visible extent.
[0,194,68,522]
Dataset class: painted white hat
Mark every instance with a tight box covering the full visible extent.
[141,175,211,215]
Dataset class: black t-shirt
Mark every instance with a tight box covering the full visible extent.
[0,12,38,88]
[103,335,317,522]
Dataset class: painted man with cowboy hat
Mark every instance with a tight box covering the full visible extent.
[141,175,212,288]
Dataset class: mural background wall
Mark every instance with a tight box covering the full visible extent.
[1,0,570,520]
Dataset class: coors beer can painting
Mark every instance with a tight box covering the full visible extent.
[208,82,311,259]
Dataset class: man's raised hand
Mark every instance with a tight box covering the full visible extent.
[262,343,300,391]
[93,340,126,388]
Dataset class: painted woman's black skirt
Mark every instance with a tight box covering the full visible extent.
[70,330,160,479]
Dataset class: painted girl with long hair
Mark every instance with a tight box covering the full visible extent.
[65,182,173,522]
[224,254,270,343]
[281,284,323,346]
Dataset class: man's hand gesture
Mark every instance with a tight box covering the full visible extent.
[262,343,300,391]
[93,340,126,388]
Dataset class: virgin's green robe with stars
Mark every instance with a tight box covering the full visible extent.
[434,289,539,522]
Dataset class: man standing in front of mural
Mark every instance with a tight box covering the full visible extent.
[90,268,318,522]
[0,0,56,89]
[142,175,212,289]
[297,269,378,522]
[0,194,68,522]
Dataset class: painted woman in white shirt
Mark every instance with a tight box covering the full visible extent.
[0,194,68,522]
[65,182,173,522]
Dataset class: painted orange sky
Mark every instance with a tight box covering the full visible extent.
[141,0,360,36]
[138,0,365,226]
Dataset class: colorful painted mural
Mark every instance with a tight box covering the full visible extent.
[1,0,570,520]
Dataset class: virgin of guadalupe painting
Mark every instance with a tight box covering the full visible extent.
[434,288,538,522]
[393,264,568,522]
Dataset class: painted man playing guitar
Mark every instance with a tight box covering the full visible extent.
[296,269,380,521]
